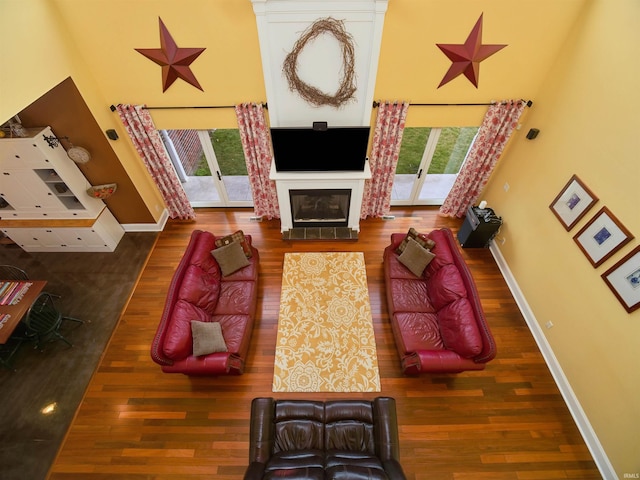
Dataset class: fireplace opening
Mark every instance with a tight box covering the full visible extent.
[290,189,351,228]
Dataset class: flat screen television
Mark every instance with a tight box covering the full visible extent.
[271,126,370,172]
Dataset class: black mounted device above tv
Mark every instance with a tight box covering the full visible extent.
[271,125,370,172]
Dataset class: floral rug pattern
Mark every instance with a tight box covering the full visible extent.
[273,252,381,392]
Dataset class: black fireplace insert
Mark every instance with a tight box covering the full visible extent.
[289,189,351,228]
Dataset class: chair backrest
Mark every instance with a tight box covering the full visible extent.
[324,399,376,454]
[0,265,29,281]
[249,397,401,461]
[24,292,61,335]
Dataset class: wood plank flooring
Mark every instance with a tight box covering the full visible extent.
[48,207,601,479]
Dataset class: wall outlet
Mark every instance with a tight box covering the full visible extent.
[503,182,510,192]
[545,321,554,329]
[500,236,506,245]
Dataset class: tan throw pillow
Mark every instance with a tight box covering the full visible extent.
[191,321,227,356]
[398,237,436,277]
[396,227,436,254]
[211,241,251,276]
[215,230,252,258]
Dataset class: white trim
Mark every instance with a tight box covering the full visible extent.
[122,209,169,232]
[488,241,617,480]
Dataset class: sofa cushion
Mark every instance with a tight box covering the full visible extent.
[325,455,388,480]
[163,300,210,360]
[396,227,436,254]
[215,281,256,315]
[398,238,436,277]
[386,249,420,280]
[191,320,227,356]
[438,298,483,358]
[388,278,435,313]
[427,264,467,311]
[213,314,251,354]
[178,265,221,314]
[265,450,325,479]
[211,241,251,276]
[393,312,445,353]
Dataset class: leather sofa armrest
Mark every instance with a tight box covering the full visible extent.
[243,461,266,480]
[382,459,408,480]
[160,352,244,375]
[151,229,208,367]
[439,228,497,364]
[373,397,401,462]
[402,350,487,374]
[248,398,275,465]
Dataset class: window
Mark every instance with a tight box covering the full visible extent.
[161,129,252,207]
[392,126,479,205]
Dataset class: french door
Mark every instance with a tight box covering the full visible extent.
[392,126,479,206]
[161,129,252,208]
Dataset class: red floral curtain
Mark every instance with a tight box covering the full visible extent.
[360,101,409,219]
[235,103,280,219]
[115,104,195,220]
[439,100,527,218]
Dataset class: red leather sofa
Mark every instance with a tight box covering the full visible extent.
[383,228,496,374]
[150,229,259,375]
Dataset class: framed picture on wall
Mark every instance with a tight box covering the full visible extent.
[573,206,634,268]
[549,174,598,231]
[602,246,640,313]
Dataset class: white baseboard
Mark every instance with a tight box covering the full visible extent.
[489,242,616,480]
[122,209,170,233]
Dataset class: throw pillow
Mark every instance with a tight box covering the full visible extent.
[215,230,252,258]
[211,241,251,276]
[396,227,436,254]
[398,237,436,277]
[191,320,227,356]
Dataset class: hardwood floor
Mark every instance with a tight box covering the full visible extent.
[48,207,601,479]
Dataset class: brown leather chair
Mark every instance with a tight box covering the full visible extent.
[244,397,407,480]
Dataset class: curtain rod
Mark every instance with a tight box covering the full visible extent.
[110,103,267,111]
[372,100,532,108]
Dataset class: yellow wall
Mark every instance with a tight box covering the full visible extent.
[375,0,586,127]
[482,0,640,475]
[51,0,266,131]
[0,0,166,223]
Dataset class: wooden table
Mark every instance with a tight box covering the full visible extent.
[0,280,47,344]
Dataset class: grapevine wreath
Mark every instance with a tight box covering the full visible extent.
[282,17,357,108]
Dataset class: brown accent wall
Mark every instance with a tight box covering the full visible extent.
[17,77,155,224]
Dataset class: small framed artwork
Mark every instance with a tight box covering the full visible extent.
[602,246,640,313]
[573,207,634,267]
[549,174,599,231]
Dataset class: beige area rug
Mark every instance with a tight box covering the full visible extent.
[273,252,381,392]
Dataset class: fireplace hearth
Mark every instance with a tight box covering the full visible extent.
[290,189,351,228]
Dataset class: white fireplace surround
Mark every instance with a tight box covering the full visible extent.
[270,161,371,232]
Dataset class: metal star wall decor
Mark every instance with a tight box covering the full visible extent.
[135,17,206,92]
[436,13,507,88]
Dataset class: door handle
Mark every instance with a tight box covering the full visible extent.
[417,168,423,179]
[216,171,222,181]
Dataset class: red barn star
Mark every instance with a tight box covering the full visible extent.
[136,18,206,92]
[436,14,506,88]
